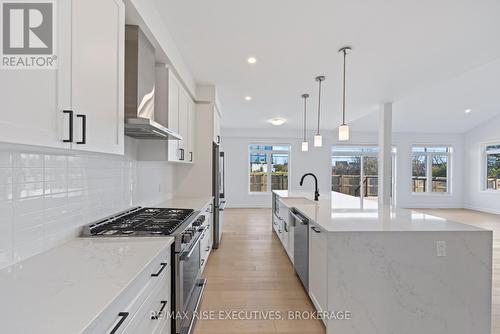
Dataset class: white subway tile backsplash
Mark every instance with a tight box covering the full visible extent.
[12,153,44,168]
[0,168,12,185]
[0,152,12,167]
[13,168,44,184]
[13,182,44,198]
[0,185,13,202]
[0,140,173,269]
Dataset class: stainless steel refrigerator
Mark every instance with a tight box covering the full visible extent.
[212,143,225,248]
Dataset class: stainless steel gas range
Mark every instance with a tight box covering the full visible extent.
[82,207,207,334]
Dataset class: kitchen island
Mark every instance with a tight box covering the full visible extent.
[272,190,492,334]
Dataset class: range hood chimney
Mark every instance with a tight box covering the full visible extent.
[124,25,182,140]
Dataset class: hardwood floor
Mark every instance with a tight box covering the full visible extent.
[194,208,500,333]
[193,208,325,334]
[416,209,500,334]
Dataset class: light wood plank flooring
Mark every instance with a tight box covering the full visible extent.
[193,208,325,334]
[195,208,499,334]
[416,209,500,334]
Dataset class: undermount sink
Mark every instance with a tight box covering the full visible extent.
[282,197,318,207]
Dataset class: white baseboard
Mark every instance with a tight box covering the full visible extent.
[463,205,500,215]
[225,204,271,209]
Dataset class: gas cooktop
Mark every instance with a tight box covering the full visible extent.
[82,207,195,236]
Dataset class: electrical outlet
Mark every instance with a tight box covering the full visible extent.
[436,241,447,257]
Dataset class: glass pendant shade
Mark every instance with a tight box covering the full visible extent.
[314,134,322,147]
[338,124,350,141]
[301,141,309,151]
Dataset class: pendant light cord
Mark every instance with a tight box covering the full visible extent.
[342,49,347,125]
[317,79,322,135]
[303,96,307,141]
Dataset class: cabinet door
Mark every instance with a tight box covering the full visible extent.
[187,100,195,162]
[177,89,189,161]
[167,71,180,161]
[70,0,124,155]
[309,224,327,315]
[213,110,221,144]
[0,1,70,150]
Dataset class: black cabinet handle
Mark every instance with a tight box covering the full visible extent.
[63,110,73,143]
[151,300,168,320]
[216,135,221,144]
[310,226,321,233]
[151,262,168,277]
[76,114,86,144]
[179,148,185,161]
[110,312,129,334]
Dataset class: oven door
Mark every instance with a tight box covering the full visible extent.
[177,227,207,334]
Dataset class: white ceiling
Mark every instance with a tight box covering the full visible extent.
[153,0,500,133]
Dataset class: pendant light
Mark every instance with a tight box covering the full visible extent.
[338,46,351,141]
[301,94,310,151]
[314,75,325,147]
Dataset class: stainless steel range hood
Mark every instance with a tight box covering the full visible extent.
[124,25,182,140]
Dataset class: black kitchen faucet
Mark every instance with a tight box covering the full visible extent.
[299,173,320,201]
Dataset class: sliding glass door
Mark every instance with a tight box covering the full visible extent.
[332,146,395,209]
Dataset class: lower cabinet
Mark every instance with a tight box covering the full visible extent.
[200,203,213,273]
[308,223,327,319]
[83,246,171,334]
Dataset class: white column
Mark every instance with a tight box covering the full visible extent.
[378,102,393,208]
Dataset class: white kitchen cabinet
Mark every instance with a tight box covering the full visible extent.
[187,100,196,162]
[69,0,125,155]
[83,245,171,334]
[309,223,327,318]
[166,69,195,163]
[213,108,221,144]
[0,0,125,155]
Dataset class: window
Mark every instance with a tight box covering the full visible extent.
[485,144,500,190]
[249,144,290,193]
[411,146,451,193]
[332,145,397,209]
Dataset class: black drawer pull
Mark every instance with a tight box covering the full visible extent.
[110,312,129,334]
[151,262,168,277]
[63,110,73,143]
[310,226,321,233]
[151,300,168,320]
[76,114,86,144]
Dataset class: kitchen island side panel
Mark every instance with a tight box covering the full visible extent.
[326,230,492,334]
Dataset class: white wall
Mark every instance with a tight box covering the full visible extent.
[464,114,500,214]
[222,127,465,209]
[0,137,176,270]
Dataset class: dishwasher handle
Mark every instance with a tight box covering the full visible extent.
[290,210,308,225]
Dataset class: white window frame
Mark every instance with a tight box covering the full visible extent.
[411,145,452,195]
[248,143,291,194]
[483,143,500,192]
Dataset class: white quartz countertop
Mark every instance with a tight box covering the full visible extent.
[274,190,486,232]
[0,237,174,334]
[155,196,213,211]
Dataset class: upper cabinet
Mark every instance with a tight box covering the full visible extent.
[160,67,195,163]
[0,0,125,155]
[69,0,125,155]
[213,108,221,145]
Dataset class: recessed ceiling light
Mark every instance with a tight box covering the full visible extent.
[464,108,472,114]
[268,117,287,126]
[245,96,252,101]
[247,57,257,64]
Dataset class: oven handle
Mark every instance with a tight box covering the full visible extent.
[180,226,207,261]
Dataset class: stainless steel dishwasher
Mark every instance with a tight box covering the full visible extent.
[291,209,309,291]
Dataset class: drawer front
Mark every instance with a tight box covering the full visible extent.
[200,226,211,272]
[123,266,171,334]
[83,246,171,334]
